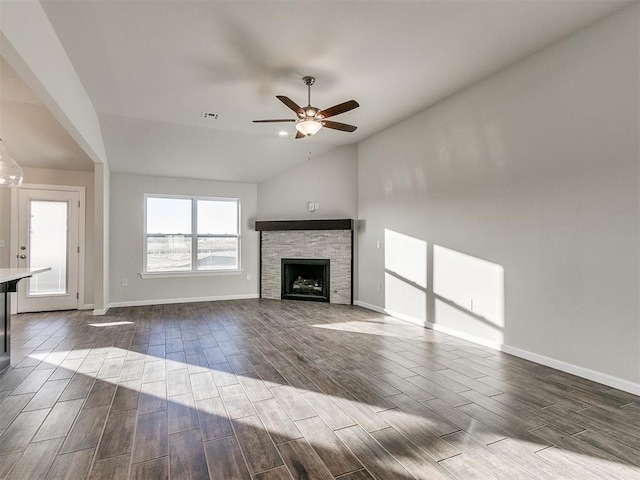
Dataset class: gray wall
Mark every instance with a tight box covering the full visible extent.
[257,145,358,221]
[109,173,258,304]
[357,7,639,386]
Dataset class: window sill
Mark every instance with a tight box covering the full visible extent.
[139,270,243,279]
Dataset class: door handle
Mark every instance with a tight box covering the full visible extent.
[18,254,26,259]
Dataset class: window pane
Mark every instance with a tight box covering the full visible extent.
[147,235,192,271]
[197,237,238,270]
[197,200,238,235]
[147,197,192,234]
[29,200,67,295]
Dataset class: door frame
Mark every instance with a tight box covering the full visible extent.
[10,183,86,313]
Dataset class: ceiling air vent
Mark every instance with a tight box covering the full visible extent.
[201,112,220,120]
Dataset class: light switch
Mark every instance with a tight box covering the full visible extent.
[0,239,5,248]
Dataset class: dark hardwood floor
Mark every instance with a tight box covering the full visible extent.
[0,299,638,479]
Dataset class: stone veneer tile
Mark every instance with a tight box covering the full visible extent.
[261,230,352,304]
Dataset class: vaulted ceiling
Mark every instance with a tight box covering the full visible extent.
[0,58,93,171]
[3,1,632,182]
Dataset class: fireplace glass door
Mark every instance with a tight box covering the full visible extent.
[281,259,330,302]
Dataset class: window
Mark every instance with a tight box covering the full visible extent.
[145,195,240,274]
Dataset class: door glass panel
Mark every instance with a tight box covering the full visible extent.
[29,200,68,295]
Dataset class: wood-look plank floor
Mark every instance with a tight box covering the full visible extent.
[0,299,639,479]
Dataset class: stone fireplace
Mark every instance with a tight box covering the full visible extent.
[256,220,354,304]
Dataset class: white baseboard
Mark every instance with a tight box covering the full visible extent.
[355,300,640,396]
[354,300,503,350]
[93,306,110,316]
[107,293,260,309]
[424,321,505,351]
[354,300,385,314]
[501,345,640,396]
[93,293,259,316]
[354,300,424,325]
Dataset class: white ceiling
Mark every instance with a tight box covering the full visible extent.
[19,1,635,182]
[0,58,94,172]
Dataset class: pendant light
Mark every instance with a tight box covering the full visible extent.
[0,139,23,187]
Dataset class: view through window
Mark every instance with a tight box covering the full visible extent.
[145,195,239,273]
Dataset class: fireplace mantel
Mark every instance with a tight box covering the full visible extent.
[255,219,354,231]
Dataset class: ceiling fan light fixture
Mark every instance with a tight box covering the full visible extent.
[254,76,359,138]
[296,120,322,136]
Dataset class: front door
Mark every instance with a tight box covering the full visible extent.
[16,188,80,312]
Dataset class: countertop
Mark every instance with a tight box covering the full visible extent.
[0,267,52,283]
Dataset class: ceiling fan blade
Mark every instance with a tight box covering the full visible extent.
[322,120,357,132]
[276,96,304,117]
[295,131,306,139]
[317,100,359,119]
[252,119,296,123]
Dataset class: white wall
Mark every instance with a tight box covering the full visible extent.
[357,6,640,389]
[109,173,258,305]
[257,145,358,221]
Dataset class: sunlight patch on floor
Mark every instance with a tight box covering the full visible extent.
[88,321,135,327]
[22,346,498,471]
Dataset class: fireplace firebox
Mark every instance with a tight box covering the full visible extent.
[281,259,330,302]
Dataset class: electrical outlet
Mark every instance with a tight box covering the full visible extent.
[121,278,128,287]
[308,202,315,212]
[0,239,5,248]
[376,240,381,248]
[315,202,319,210]
[247,274,252,281]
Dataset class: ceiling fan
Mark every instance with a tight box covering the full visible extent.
[253,76,359,138]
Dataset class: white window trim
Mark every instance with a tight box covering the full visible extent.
[143,193,241,276]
